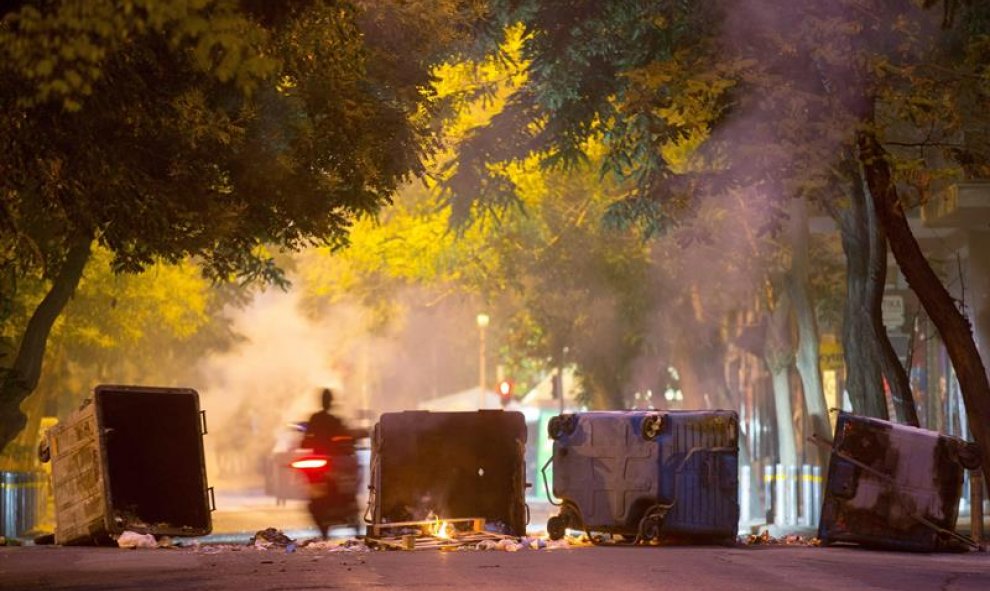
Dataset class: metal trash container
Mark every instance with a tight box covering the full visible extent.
[0,471,48,538]
[45,385,214,545]
[818,412,981,551]
[546,410,739,544]
[368,410,528,536]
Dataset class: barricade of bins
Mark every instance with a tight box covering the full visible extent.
[541,409,983,551]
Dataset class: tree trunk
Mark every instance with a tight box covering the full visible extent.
[787,197,831,466]
[0,238,91,451]
[861,167,920,426]
[835,166,889,419]
[764,290,798,468]
[858,129,990,486]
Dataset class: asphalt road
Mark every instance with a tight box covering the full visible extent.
[3,542,989,591]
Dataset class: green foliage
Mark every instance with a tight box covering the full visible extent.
[0,0,486,446]
[445,0,727,230]
[295,31,656,407]
[0,0,449,294]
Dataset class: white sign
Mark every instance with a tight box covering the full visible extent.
[882,295,905,329]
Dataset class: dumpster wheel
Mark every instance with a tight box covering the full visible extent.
[957,442,982,471]
[547,515,568,541]
[548,503,583,541]
[641,414,663,441]
[635,503,673,544]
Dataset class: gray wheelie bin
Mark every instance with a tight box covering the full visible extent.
[546,410,739,544]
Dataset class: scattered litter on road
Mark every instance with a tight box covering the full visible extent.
[744,530,820,546]
[473,539,524,552]
[249,528,295,549]
[116,531,158,549]
[156,536,178,549]
[193,544,245,554]
[299,538,372,552]
[187,532,586,554]
[455,535,580,552]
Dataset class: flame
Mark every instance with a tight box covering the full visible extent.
[433,518,453,539]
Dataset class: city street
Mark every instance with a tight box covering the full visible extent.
[6,484,987,590]
[3,540,989,590]
[5,3,990,591]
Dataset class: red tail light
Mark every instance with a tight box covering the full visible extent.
[291,457,329,470]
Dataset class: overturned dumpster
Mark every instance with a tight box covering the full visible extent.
[547,410,739,544]
[817,412,980,552]
[45,385,213,545]
[367,410,528,542]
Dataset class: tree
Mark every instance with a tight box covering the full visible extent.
[458,1,990,477]
[0,247,239,466]
[295,29,658,408]
[771,0,990,482]
[448,2,835,474]
[0,0,474,449]
[787,196,833,462]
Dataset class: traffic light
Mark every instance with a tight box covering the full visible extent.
[497,380,513,406]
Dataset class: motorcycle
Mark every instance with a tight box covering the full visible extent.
[290,435,362,538]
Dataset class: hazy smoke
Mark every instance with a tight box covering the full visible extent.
[194,277,486,483]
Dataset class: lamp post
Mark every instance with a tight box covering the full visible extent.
[477,313,490,408]
[560,346,568,414]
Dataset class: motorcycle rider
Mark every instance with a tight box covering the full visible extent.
[303,388,350,454]
[300,388,364,538]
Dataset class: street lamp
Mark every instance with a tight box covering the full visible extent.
[476,313,490,408]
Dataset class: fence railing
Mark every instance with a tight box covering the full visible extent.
[740,464,823,529]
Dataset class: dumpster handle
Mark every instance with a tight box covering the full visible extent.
[208,487,216,511]
[807,433,834,449]
[200,410,208,435]
[541,456,562,506]
[363,454,380,525]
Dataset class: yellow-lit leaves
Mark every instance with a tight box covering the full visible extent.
[64,247,212,349]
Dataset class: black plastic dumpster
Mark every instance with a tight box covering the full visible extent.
[818,412,980,551]
[368,410,528,536]
[0,471,48,538]
[547,410,739,544]
[45,385,213,545]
